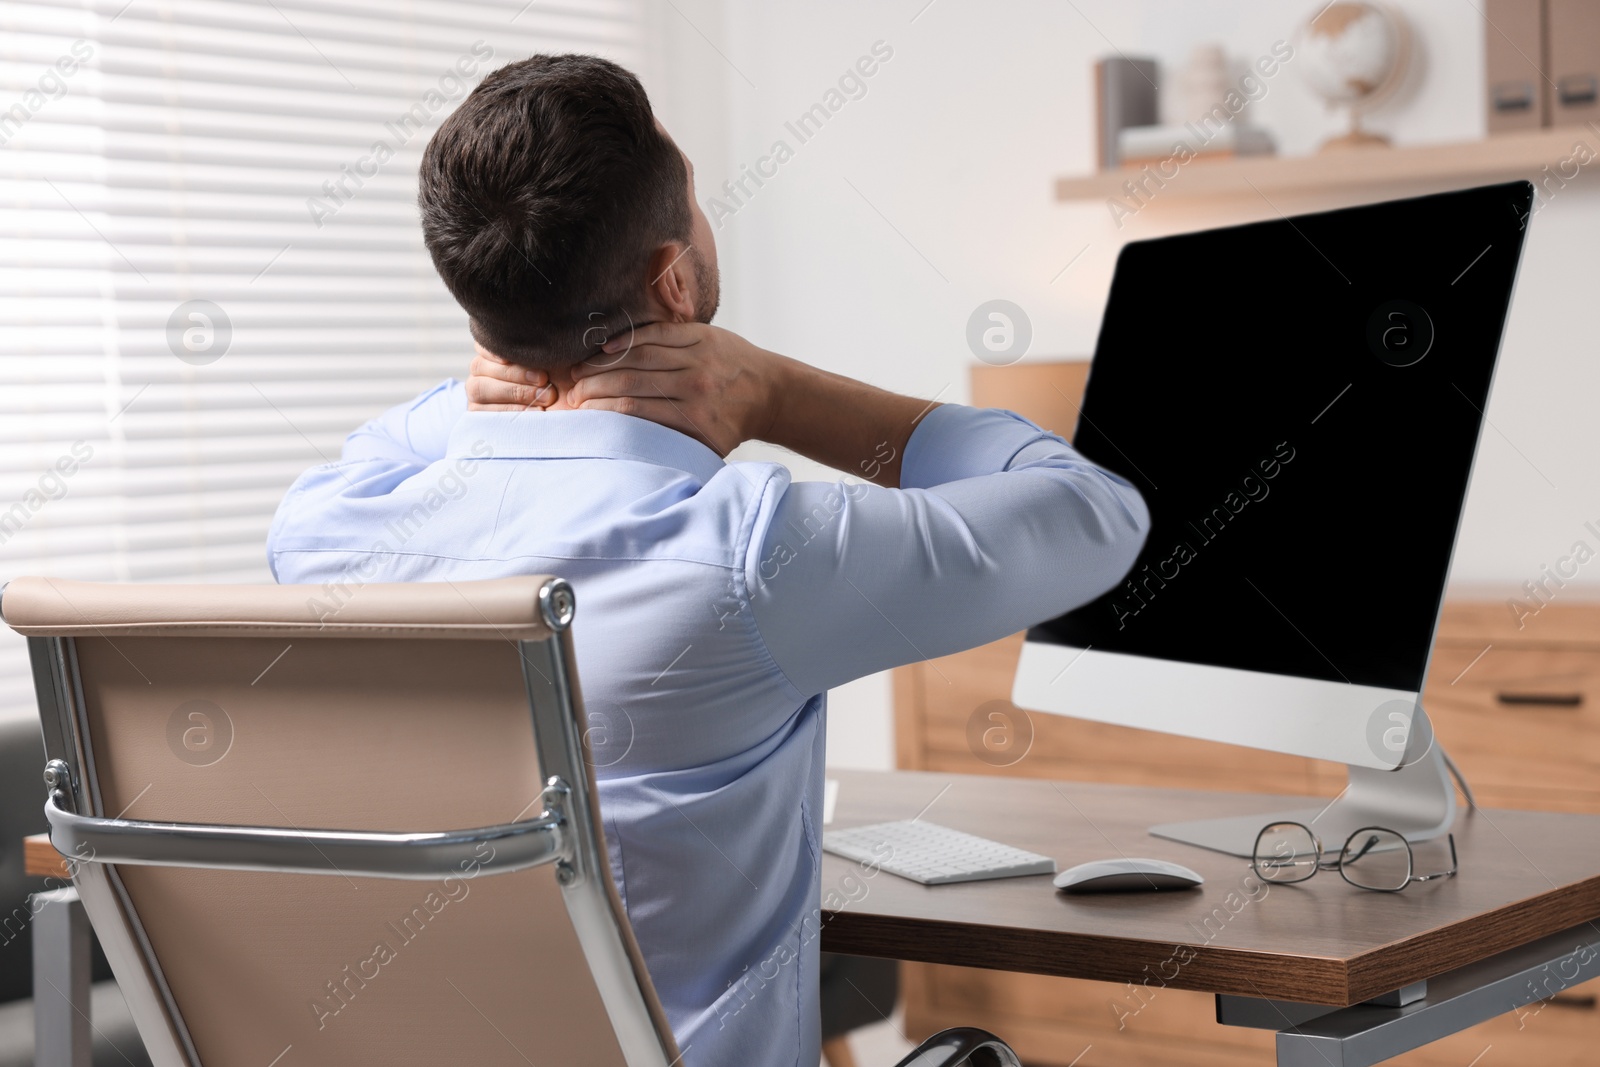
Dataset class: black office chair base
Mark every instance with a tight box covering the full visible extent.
[893,1027,1023,1067]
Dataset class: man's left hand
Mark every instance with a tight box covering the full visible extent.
[567,323,781,457]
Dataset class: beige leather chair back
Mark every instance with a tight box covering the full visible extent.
[3,576,678,1067]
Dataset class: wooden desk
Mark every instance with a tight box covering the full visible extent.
[819,770,1600,1065]
[25,832,69,879]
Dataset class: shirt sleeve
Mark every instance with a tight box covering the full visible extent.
[341,379,467,465]
[744,404,1150,698]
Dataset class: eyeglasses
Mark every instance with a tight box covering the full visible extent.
[1251,821,1459,893]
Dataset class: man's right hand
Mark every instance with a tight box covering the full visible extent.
[464,342,556,411]
[567,323,782,457]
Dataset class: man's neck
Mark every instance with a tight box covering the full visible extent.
[530,314,679,411]
[535,362,583,411]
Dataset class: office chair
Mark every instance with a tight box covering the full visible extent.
[3,575,1019,1067]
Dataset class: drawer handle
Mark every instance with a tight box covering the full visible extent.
[1546,992,1598,1010]
[1495,692,1583,708]
[1492,80,1536,112]
[1558,75,1598,108]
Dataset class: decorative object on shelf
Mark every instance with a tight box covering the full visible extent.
[1118,43,1278,167]
[1483,1,1599,133]
[1117,123,1275,166]
[1296,1,1412,150]
[1093,55,1159,169]
[1549,0,1600,129]
[1485,0,1547,133]
[1171,43,1234,125]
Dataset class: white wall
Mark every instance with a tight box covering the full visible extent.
[644,0,1600,771]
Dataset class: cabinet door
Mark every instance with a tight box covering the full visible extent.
[1424,643,1600,812]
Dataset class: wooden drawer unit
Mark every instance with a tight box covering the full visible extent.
[889,365,1600,1064]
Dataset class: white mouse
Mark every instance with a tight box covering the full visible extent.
[1054,857,1204,894]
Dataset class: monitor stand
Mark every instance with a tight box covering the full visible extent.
[1148,706,1457,858]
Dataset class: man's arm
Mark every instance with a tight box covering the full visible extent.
[754,356,933,487]
[747,404,1149,697]
[466,322,1149,693]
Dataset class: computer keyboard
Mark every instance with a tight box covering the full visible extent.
[822,820,1058,885]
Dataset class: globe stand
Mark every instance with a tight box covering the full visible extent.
[1321,110,1391,151]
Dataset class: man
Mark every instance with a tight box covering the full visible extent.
[268,53,1149,1067]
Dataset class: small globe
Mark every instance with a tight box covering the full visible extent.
[1296,2,1408,109]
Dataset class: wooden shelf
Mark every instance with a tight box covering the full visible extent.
[1055,127,1594,202]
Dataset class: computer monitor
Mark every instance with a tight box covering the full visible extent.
[1012,182,1534,857]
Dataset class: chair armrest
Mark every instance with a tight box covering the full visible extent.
[891,1027,1022,1067]
[43,759,571,881]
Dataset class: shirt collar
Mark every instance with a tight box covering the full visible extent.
[446,409,726,483]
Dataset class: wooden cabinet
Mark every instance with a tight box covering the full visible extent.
[889,362,1600,1065]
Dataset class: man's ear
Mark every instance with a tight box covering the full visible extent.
[645,241,696,323]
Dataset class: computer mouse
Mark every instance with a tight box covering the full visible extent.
[1053,857,1204,894]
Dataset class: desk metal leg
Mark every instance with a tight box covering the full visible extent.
[1216,921,1600,1067]
[32,886,91,1067]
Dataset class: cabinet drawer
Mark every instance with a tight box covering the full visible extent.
[1424,644,1600,809]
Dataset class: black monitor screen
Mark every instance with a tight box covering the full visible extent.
[1030,182,1533,692]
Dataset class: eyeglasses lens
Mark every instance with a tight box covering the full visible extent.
[1340,829,1412,891]
[1254,822,1319,883]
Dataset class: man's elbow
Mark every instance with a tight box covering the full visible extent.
[1114,483,1151,568]
[1084,480,1151,603]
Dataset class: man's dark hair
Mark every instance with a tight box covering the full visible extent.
[419,54,691,368]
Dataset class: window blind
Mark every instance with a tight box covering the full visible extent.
[0,0,640,719]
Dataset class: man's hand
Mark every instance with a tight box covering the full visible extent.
[464,342,556,411]
[569,323,781,456]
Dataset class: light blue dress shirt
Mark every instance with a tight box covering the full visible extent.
[267,380,1148,1067]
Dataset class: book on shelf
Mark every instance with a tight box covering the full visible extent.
[1115,122,1276,168]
